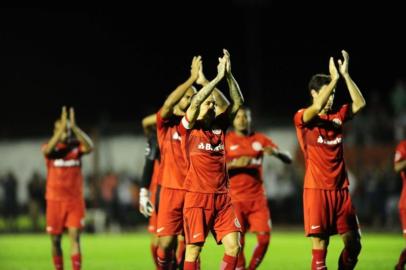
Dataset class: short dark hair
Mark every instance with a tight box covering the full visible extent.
[308,74,331,93]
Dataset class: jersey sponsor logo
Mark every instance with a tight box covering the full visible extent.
[197,142,224,152]
[317,135,342,145]
[229,144,239,151]
[53,159,81,167]
[252,141,263,151]
[172,131,181,141]
[311,225,320,230]
[250,157,262,165]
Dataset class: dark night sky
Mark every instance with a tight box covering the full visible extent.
[0,4,404,137]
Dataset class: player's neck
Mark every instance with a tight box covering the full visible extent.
[235,129,249,136]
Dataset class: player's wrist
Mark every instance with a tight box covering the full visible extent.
[140,187,149,197]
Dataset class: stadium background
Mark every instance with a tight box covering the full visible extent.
[0,3,405,269]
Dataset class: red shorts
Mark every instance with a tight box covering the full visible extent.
[156,187,186,236]
[148,211,157,233]
[303,188,360,236]
[233,196,271,233]
[46,199,85,235]
[183,192,242,244]
[399,208,406,235]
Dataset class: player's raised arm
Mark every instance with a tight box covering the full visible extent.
[195,57,230,115]
[185,55,227,127]
[142,113,157,136]
[302,57,339,123]
[224,49,244,120]
[42,106,68,156]
[338,50,366,115]
[69,107,94,154]
[160,56,201,119]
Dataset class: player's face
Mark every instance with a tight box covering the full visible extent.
[233,108,251,132]
[54,120,68,142]
[198,95,216,123]
[178,87,196,112]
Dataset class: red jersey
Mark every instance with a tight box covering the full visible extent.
[294,104,352,190]
[43,142,84,201]
[156,110,187,189]
[395,140,406,209]
[225,131,277,201]
[179,114,229,193]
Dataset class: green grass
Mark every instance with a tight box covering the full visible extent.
[0,228,403,269]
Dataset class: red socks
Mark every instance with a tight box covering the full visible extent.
[52,255,63,270]
[248,234,270,270]
[221,254,238,270]
[396,249,406,270]
[71,253,81,270]
[312,249,327,270]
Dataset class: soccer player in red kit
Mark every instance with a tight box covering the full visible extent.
[145,56,201,270]
[395,138,406,270]
[42,106,93,270]
[179,49,244,270]
[293,50,366,270]
[226,106,292,270]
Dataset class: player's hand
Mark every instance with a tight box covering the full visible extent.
[139,187,154,218]
[216,55,227,79]
[191,55,202,80]
[60,106,68,130]
[223,49,231,74]
[69,107,76,128]
[329,57,339,81]
[338,50,349,76]
[196,61,208,85]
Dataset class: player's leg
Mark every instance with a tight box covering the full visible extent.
[311,235,330,270]
[396,209,406,270]
[246,198,271,270]
[221,232,241,270]
[47,200,64,270]
[337,190,361,270]
[304,189,331,270]
[176,234,186,269]
[50,234,64,270]
[339,230,361,270]
[232,201,247,270]
[156,188,185,270]
[214,194,242,270]
[68,228,82,270]
[184,243,203,270]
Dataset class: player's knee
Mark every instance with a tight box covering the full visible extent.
[185,245,202,261]
[225,242,241,257]
[158,236,176,251]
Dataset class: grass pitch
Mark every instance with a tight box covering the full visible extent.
[0,228,402,269]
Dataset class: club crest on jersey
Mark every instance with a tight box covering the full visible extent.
[172,131,181,141]
[252,141,263,151]
[197,142,224,152]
